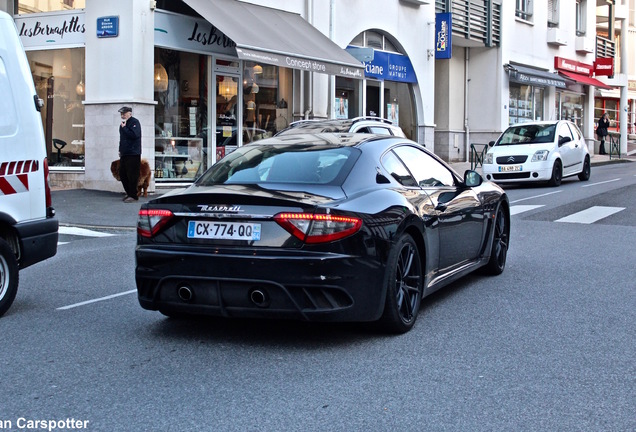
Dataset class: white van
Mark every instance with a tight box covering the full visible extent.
[0,11,58,316]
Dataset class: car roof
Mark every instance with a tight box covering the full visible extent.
[251,132,400,148]
[276,117,399,134]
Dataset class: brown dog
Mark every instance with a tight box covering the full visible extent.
[110,158,151,197]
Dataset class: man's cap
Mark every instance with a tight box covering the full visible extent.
[118,106,132,113]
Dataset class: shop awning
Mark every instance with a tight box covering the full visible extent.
[507,64,567,88]
[183,0,364,78]
[559,70,612,90]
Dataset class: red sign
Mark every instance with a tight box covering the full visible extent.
[554,57,593,76]
[594,58,614,76]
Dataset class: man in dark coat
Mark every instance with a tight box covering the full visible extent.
[118,106,142,202]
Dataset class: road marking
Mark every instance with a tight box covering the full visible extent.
[510,191,562,204]
[555,206,625,224]
[510,205,545,216]
[59,226,115,237]
[581,178,621,188]
[57,289,137,310]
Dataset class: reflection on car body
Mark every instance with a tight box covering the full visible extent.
[136,133,510,333]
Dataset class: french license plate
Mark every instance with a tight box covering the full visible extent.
[187,221,261,240]
[499,165,522,172]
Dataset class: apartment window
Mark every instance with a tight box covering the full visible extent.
[516,0,533,21]
[548,0,559,27]
[576,0,586,35]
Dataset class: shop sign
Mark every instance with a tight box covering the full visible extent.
[15,11,85,48]
[594,57,614,76]
[554,56,593,76]
[629,80,636,91]
[97,16,118,38]
[349,47,416,83]
[154,10,235,56]
[435,13,452,60]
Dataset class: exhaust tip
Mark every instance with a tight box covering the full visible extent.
[249,288,269,307]
[177,285,193,302]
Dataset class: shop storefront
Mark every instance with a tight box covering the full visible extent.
[553,56,611,131]
[152,0,364,185]
[505,63,567,125]
[341,31,418,141]
[15,10,86,175]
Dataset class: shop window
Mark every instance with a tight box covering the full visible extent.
[555,92,583,129]
[509,84,543,124]
[516,0,533,21]
[154,48,208,182]
[27,47,85,168]
[17,0,85,14]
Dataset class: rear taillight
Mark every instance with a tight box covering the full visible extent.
[137,209,174,238]
[43,157,53,214]
[274,212,362,244]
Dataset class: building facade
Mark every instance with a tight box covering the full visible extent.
[5,0,435,192]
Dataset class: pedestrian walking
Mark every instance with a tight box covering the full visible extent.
[118,106,142,203]
[596,112,610,155]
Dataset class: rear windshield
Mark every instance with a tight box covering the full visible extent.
[496,124,556,145]
[196,144,359,186]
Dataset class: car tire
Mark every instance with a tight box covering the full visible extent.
[378,234,423,334]
[481,204,509,276]
[0,239,19,317]
[548,159,562,187]
[578,156,591,181]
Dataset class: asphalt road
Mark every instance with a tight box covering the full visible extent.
[1,162,634,432]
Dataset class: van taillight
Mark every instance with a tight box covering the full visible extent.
[43,157,53,215]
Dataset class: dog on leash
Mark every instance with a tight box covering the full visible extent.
[110,158,151,197]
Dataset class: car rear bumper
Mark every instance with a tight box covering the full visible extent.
[135,246,387,322]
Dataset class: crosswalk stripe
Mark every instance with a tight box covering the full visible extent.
[555,206,625,224]
[510,204,544,216]
[58,226,115,237]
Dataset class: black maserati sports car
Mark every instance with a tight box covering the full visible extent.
[135,133,510,333]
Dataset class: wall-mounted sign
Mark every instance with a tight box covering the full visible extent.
[435,13,452,59]
[594,57,614,77]
[15,11,85,48]
[348,47,416,83]
[554,56,593,76]
[154,10,236,56]
[97,16,119,38]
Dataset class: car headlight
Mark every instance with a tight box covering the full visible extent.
[531,150,549,162]
[484,152,493,164]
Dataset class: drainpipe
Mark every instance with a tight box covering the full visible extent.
[305,0,314,119]
[329,0,336,119]
[464,47,470,162]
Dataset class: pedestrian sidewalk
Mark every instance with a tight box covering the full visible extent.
[52,150,635,230]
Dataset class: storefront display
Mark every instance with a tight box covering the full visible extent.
[508,84,544,124]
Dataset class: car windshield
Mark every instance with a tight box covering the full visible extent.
[196,144,359,186]
[496,124,556,145]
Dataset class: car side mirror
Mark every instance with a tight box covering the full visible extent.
[464,170,483,187]
[558,136,571,146]
[488,140,495,147]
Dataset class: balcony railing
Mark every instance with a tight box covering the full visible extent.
[596,35,615,59]
[435,0,501,47]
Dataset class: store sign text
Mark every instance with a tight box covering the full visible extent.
[554,56,592,76]
[17,13,85,46]
[187,22,236,49]
[353,47,416,83]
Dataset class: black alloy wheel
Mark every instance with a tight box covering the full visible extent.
[548,159,562,187]
[578,156,591,181]
[379,234,423,334]
[482,205,509,276]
